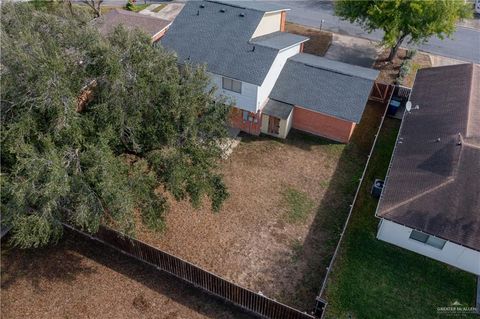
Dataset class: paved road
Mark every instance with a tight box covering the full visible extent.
[282,0,480,63]
[100,0,479,62]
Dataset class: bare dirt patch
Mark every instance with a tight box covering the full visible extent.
[134,100,386,310]
[1,231,252,319]
[286,22,332,56]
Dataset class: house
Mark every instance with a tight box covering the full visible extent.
[161,0,379,143]
[376,63,480,275]
[94,9,171,43]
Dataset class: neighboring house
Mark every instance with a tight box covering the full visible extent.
[376,64,480,275]
[94,9,171,43]
[161,0,378,143]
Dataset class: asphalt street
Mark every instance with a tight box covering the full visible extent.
[100,0,480,63]
[282,0,480,63]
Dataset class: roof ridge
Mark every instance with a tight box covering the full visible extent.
[288,53,379,81]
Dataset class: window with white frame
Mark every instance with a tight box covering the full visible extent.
[222,77,242,93]
[409,230,446,249]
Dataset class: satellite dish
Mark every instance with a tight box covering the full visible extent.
[406,101,412,112]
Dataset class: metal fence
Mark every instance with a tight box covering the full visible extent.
[65,224,322,319]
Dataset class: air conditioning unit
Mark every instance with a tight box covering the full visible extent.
[371,179,384,198]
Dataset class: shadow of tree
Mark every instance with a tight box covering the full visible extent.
[1,238,97,292]
[2,229,253,318]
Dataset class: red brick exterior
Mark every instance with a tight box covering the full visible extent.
[229,107,261,135]
[292,107,356,143]
[152,27,169,43]
[280,11,286,32]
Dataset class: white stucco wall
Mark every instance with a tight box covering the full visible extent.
[257,45,301,110]
[377,219,480,275]
[252,12,282,38]
[209,72,258,112]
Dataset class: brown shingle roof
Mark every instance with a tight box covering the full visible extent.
[376,63,480,251]
[94,9,171,38]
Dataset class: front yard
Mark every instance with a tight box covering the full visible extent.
[322,118,477,319]
[134,99,386,310]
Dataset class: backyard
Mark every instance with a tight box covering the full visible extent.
[322,118,478,319]
[1,99,387,317]
[130,98,386,311]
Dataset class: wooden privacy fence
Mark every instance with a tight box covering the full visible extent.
[369,82,393,103]
[65,224,323,319]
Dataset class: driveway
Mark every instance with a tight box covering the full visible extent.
[279,0,480,63]
[324,33,381,67]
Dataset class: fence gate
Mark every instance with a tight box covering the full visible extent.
[369,82,393,103]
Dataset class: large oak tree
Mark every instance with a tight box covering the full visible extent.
[1,3,230,248]
[335,0,472,61]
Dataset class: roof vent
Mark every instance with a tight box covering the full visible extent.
[457,133,463,146]
[199,4,205,8]
[239,13,245,17]
[197,10,200,16]
[219,9,226,13]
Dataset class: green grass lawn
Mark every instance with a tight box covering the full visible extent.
[323,118,477,319]
[126,4,150,12]
[282,186,315,223]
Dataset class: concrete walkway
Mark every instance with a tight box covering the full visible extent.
[324,33,381,67]
[139,3,184,21]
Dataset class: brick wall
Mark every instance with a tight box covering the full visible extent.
[152,27,169,43]
[292,107,356,143]
[229,107,261,135]
[280,11,286,32]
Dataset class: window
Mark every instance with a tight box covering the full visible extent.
[242,110,249,121]
[409,230,446,249]
[222,77,242,93]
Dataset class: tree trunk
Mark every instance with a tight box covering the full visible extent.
[83,0,103,18]
[388,34,407,62]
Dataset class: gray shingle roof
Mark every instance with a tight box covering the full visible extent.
[262,99,293,119]
[270,53,378,123]
[251,31,308,50]
[377,64,480,251]
[161,1,280,85]
[93,9,171,37]
[289,53,379,80]
[208,0,290,13]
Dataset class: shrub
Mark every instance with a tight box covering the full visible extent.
[125,0,134,11]
[406,49,417,59]
[398,59,412,81]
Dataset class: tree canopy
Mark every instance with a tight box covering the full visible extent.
[1,3,230,248]
[335,0,472,60]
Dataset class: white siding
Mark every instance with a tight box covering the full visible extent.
[260,110,293,139]
[377,219,480,275]
[209,72,258,112]
[252,12,282,38]
[256,45,301,110]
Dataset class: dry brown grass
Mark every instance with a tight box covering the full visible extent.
[1,231,252,319]
[1,105,387,317]
[285,22,333,56]
[131,100,386,310]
